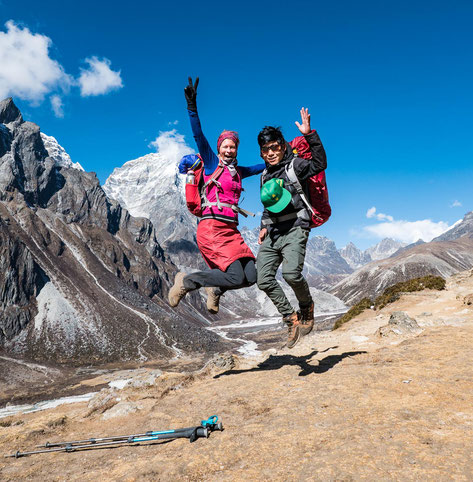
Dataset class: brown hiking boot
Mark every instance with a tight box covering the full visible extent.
[299,301,314,336]
[205,287,221,314]
[283,312,301,349]
[168,272,190,307]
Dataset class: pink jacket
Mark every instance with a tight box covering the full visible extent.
[201,165,242,223]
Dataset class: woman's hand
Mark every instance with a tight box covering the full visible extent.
[295,107,311,135]
[184,77,199,112]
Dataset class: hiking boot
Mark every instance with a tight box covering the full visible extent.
[283,312,301,349]
[299,301,314,336]
[205,287,221,314]
[168,272,190,307]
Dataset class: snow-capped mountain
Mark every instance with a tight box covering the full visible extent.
[339,242,371,269]
[103,135,202,269]
[340,239,406,269]
[40,133,84,171]
[366,238,406,261]
[433,211,473,242]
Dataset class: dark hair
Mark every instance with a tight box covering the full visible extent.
[257,126,285,147]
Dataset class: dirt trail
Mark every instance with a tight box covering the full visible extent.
[1,270,472,481]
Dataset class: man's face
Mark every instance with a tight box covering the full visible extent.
[260,141,286,166]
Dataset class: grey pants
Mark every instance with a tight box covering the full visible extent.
[184,258,256,295]
[257,226,312,316]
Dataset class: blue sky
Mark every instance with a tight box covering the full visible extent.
[1,0,472,249]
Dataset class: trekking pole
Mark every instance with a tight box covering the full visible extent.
[36,426,205,448]
[5,416,223,458]
[5,428,209,458]
[35,415,223,449]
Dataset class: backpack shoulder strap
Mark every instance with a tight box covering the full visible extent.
[261,167,268,187]
[285,158,315,215]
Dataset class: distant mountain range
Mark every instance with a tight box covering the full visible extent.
[331,212,473,304]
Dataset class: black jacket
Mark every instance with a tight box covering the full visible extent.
[260,130,327,238]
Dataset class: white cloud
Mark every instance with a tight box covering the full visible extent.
[0,21,72,103]
[363,219,451,244]
[451,200,462,208]
[78,57,123,96]
[366,206,394,222]
[149,130,194,162]
[50,95,64,118]
[168,120,179,126]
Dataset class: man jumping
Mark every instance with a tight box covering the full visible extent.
[257,108,327,348]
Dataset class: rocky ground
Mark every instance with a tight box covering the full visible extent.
[1,269,472,481]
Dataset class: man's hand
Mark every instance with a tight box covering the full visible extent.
[184,77,199,112]
[295,107,311,135]
[258,228,268,244]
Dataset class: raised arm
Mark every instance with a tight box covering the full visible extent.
[184,77,219,175]
[294,107,327,180]
[239,163,266,179]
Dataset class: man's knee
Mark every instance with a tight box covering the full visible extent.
[257,271,273,292]
[282,268,304,286]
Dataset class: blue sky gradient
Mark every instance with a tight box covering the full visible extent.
[1,0,472,249]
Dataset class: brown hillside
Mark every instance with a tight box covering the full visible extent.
[1,269,473,480]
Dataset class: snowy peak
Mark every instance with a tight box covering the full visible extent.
[103,150,197,253]
[339,242,371,269]
[433,211,473,242]
[41,133,84,171]
[366,238,406,261]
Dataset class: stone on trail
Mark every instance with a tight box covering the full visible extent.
[376,311,422,337]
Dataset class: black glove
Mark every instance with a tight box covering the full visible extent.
[184,76,199,112]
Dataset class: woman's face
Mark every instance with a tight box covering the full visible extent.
[219,139,237,159]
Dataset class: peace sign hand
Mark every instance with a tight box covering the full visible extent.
[295,107,311,135]
[184,77,199,112]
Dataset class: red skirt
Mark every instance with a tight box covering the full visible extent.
[196,219,255,271]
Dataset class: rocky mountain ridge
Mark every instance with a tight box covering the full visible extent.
[0,98,226,364]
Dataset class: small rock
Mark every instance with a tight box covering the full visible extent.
[102,401,138,420]
[86,389,119,417]
[127,369,163,389]
[205,353,236,372]
[376,311,422,337]
[463,294,473,306]
[420,312,432,316]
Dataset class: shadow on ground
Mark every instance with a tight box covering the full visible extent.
[215,348,367,378]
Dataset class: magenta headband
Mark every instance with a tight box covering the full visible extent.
[217,130,240,153]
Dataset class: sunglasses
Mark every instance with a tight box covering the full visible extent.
[261,143,283,154]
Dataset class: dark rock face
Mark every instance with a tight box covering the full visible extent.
[0,98,23,125]
[0,98,227,364]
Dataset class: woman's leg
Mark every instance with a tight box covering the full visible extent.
[170,258,256,310]
[184,259,246,291]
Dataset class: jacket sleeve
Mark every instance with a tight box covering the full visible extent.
[188,110,219,175]
[293,130,327,181]
[239,163,266,179]
[260,207,271,229]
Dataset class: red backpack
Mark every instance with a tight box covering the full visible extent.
[183,155,224,217]
[287,134,331,227]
